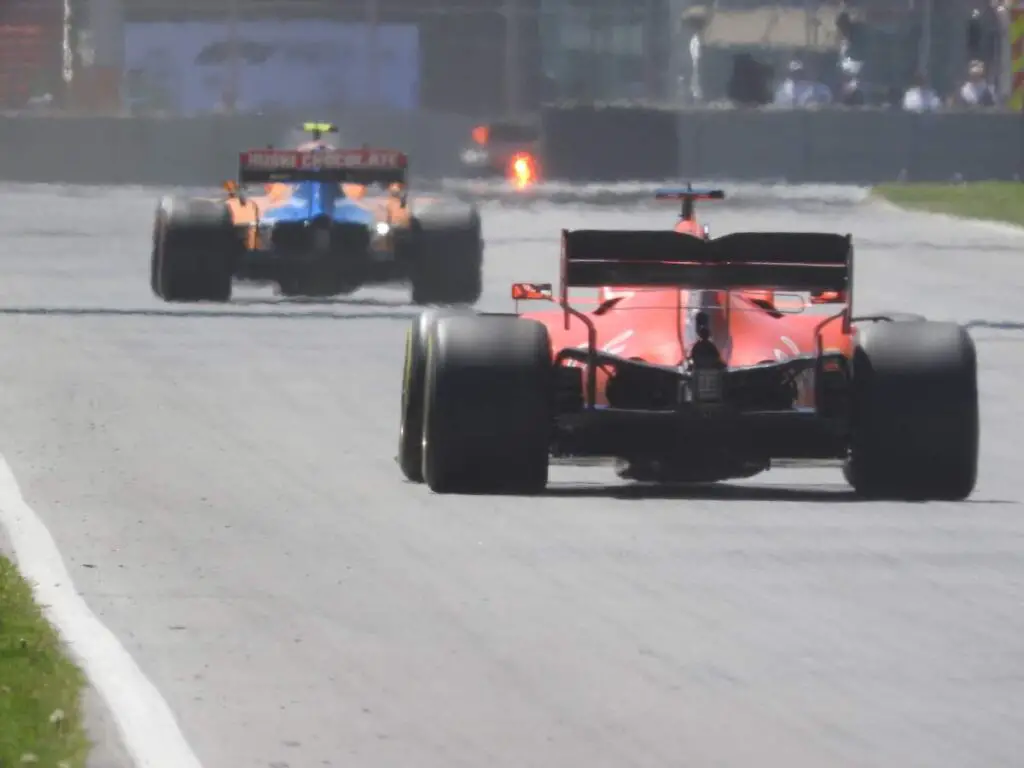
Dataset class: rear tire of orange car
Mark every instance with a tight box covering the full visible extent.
[152,197,235,303]
[421,316,552,494]
[398,307,476,483]
[845,320,978,500]
[408,208,483,306]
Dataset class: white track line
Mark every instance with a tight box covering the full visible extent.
[0,456,203,768]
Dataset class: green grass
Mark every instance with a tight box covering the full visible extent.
[0,555,90,767]
[873,181,1024,227]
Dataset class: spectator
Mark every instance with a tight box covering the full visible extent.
[836,1,866,62]
[958,59,997,106]
[773,60,832,108]
[967,3,1001,75]
[680,5,710,105]
[992,0,1011,102]
[902,72,941,112]
[836,57,866,106]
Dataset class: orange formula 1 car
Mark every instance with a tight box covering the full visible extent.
[398,186,979,500]
[151,122,483,304]
[457,119,541,190]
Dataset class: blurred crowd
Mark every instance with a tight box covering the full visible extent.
[701,0,1015,111]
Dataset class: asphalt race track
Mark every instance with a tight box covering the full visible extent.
[0,181,1023,767]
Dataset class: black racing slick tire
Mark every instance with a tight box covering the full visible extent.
[152,197,236,302]
[408,207,483,306]
[397,307,476,483]
[845,320,978,500]
[421,316,552,494]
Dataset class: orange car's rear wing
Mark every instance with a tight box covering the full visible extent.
[238,148,408,185]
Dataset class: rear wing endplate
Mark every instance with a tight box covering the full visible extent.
[238,148,408,185]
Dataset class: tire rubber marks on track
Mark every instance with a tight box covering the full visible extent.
[0,456,204,768]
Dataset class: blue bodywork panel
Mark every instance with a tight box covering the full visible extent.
[257,181,379,228]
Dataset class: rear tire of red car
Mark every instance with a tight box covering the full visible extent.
[397,307,476,483]
[408,208,483,306]
[152,197,236,303]
[845,320,978,500]
[421,316,552,494]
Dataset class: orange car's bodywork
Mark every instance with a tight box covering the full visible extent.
[222,140,421,253]
[516,188,854,408]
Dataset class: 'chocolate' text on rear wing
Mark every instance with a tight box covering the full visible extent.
[238,148,408,185]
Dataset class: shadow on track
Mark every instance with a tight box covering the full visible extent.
[541,482,1012,504]
[541,482,859,502]
[966,320,1024,331]
[404,480,1010,504]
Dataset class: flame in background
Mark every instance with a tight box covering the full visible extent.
[508,152,537,190]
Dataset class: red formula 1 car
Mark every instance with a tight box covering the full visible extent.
[397,187,978,499]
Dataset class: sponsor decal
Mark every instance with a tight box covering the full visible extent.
[240,149,406,171]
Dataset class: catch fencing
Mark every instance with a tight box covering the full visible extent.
[1,0,1022,187]
[9,1,1001,115]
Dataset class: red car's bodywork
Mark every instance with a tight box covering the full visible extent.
[514,188,854,408]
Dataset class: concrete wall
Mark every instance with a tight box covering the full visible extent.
[539,105,1024,184]
[1,107,1022,186]
[678,109,1024,183]
[0,110,478,186]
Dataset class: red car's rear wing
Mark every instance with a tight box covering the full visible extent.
[238,148,408,185]
[561,229,851,292]
[559,229,854,333]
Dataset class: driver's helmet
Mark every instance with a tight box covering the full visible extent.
[674,219,707,238]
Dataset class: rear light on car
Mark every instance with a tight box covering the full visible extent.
[694,368,724,403]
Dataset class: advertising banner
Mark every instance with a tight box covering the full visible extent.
[122,20,419,115]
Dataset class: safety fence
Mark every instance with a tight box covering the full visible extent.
[9,1,1011,120]
[26,0,672,117]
